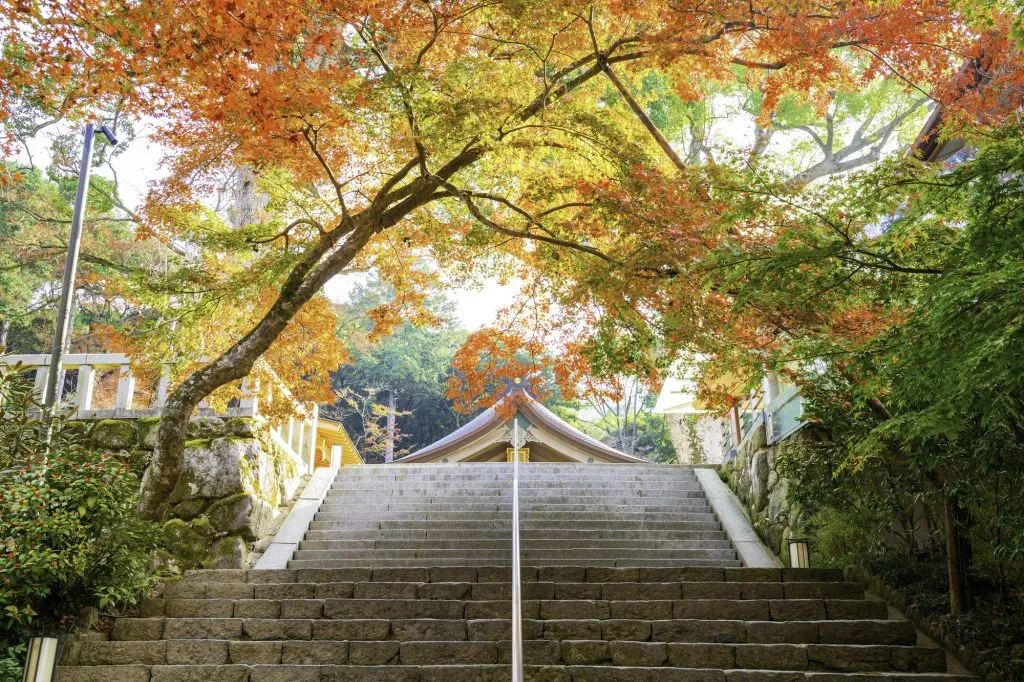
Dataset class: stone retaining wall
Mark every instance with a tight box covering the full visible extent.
[718,423,818,566]
[666,414,726,464]
[83,415,304,572]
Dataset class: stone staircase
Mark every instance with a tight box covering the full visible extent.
[297,464,739,568]
[57,463,971,680]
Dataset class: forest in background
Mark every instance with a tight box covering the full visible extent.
[327,278,676,462]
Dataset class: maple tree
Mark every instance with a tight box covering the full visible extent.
[2,0,1022,519]
[746,125,1024,618]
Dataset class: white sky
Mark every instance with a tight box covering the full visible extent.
[323,271,520,330]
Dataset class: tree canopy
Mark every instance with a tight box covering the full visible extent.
[2,0,1022,518]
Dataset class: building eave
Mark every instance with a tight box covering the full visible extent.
[399,388,644,464]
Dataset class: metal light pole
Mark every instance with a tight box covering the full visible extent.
[41,123,118,433]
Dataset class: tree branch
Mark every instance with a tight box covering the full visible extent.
[442,181,619,263]
[599,56,688,173]
[301,126,348,213]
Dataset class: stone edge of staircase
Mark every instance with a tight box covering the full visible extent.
[693,468,781,569]
[257,468,339,569]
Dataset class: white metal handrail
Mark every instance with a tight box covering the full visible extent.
[511,417,524,682]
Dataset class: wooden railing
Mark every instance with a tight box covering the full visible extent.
[0,352,320,473]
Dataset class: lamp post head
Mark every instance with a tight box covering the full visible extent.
[99,125,118,146]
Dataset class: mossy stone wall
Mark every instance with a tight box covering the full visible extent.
[80,415,303,572]
[718,423,815,566]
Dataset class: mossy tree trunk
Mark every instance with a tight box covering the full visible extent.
[138,149,485,520]
[139,213,376,520]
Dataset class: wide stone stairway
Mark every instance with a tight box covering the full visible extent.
[295,463,738,568]
[58,463,971,680]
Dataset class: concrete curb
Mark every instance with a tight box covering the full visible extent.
[694,467,782,568]
[255,467,338,569]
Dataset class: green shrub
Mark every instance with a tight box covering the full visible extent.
[0,370,161,640]
[805,507,885,568]
[868,553,1024,681]
[0,641,25,682]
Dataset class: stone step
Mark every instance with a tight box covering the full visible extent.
[333,477,701,481]
[106,616,917,646]
[316,502,716,513]
[290,549,512,561]
[340,469,700,475]
[330,480,703,489]
[126,599,887,623]
[338,465,698,472]
[289,548,740,562]
[302,529,730,542]
[323,491,716,501]
[328,484,706,494]
[333,475,702,482]
[287,558,745,568]
[340,463,692,467]
[313,511,722,522]
[327,490,709,500]
[54,664,976,682]
[163,577,860,598]
[319,502,713,512]
[57,663,978,682]
[335,475,704,481]
[370,476,704,481]
[349,598,881,620]
[176,568,844,584]
[161,580,863,603]
[518,496,709,503]
[69,638,947,672]
[297,539,735,551]
[59,456,963,682]
[308,519,725,531]
[311,522,723,532]
[518,511,718,518]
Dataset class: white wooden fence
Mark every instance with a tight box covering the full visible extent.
[0,352,319,473]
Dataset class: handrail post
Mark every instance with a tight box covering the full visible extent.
[114,364,135,410]
[511,417,524,682]
[76,364,95,411]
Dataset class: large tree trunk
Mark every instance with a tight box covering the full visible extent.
[137,149,483,519]
[944,499,975,615]
[0,319,8,351]
[138,215,378,519]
